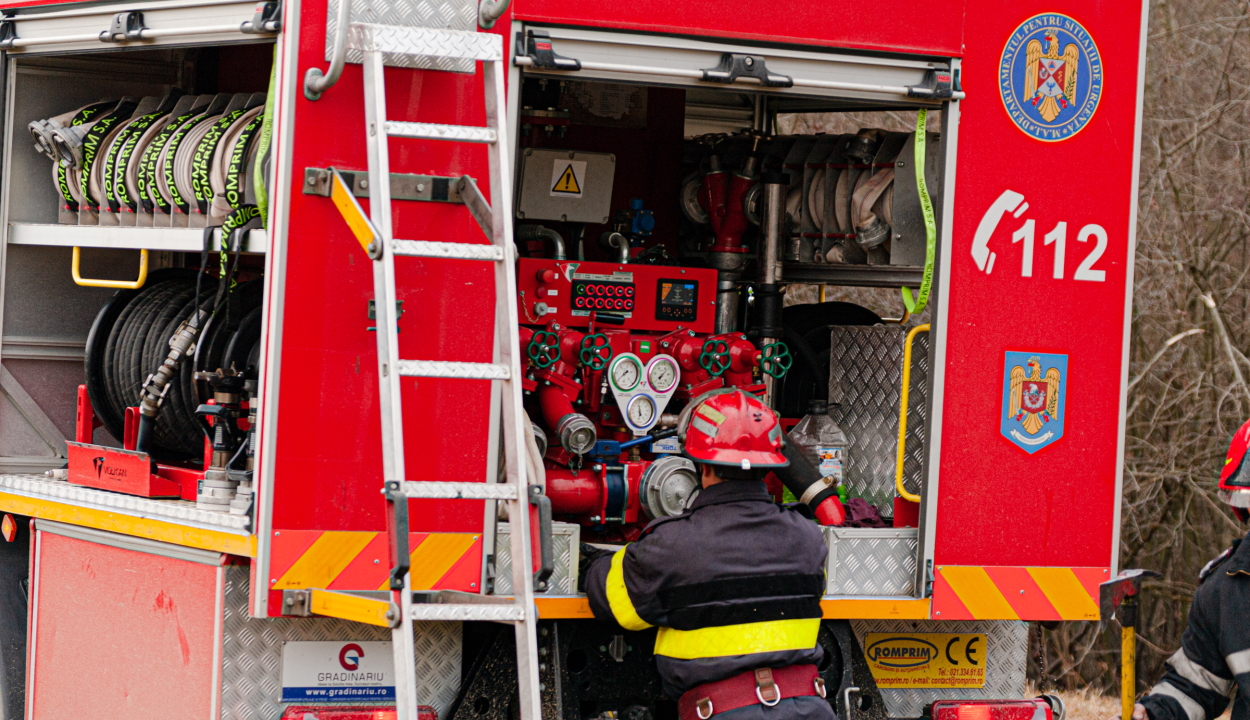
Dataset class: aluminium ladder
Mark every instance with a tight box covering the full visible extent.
[348,22,543,720]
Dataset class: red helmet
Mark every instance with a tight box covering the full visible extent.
[1220,419,1250,521]
[679,389,789,469]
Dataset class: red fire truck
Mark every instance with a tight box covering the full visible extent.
[0,0,1147,717]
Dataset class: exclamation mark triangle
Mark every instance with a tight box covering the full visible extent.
[552,164,581,194]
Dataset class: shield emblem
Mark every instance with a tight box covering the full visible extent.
[1001,351,1068,454]
[1036,59,1067,98]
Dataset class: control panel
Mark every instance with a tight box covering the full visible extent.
[517,259,717,334]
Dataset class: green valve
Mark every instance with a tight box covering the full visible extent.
[527,330,560,369]
[579,333,613,371]
[759,341,793,379]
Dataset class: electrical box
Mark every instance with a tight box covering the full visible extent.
[516,148,616,223]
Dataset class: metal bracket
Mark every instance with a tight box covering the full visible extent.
[243,0,281,33]
[519,29,581,71]
[0,18,18,50]
[303,167,468,203]
[99,11,146,42]
[456,176,494,242]
[385,480,410,591]
[241,0,282,33]
[282,589,312,616]
[907,67,959,99]
[700,53,793,88]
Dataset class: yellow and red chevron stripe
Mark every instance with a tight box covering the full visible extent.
[932,566,1108,620]
[269,531,482,592]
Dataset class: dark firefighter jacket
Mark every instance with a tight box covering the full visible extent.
[585,479,835,720]
[1140,531,1250,720]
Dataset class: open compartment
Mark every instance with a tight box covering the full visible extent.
[0,37,274,513]
[506,26,952,596]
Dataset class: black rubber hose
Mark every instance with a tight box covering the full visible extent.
[783,326,829,400]
[774,433,840,511]
[134,414,155,454]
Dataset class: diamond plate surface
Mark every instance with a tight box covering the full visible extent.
[392,239,503,260]
[824,528,917,596]
[222,567,462,719]
[0,473,252,532]
[349,24,502,62]
[408,603,525,621]
[397,360,510,380]
[494,521,579,595]
[387,121,497,143]
[328,0,478,73]
[828,327,930,511]
[850,620,1029,719]
[400,481,519,499]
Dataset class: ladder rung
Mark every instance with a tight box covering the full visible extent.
[397,360,510,380]
[347,23,504,62]
[398,481,520,500]
[406,604,525,622]
[392,239,503,261]
[386,121,496,143]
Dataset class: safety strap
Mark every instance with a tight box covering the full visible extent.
[252,45,278,229]
[107,109,168,212]
[54,104,109,212]
[139,100,204,215]
[192,108,247,214]
[77,99,138,210]
[901,108,937,315]
[162,109,219,215]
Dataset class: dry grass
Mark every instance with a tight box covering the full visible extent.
[1028,685,1230,720]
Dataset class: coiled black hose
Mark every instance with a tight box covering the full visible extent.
[83,271,263,460]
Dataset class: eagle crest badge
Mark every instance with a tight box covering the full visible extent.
[1001,351,1068,454]
[1000,15,1103,141]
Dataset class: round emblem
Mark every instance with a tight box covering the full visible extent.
[999,14,1103,141]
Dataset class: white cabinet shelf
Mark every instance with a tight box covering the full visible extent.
[7,223,267,253]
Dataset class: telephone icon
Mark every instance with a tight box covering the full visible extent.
[971,190,1027,274]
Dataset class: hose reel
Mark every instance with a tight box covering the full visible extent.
[84,268,263,460]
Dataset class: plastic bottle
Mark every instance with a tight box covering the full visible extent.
[788,399,849,488]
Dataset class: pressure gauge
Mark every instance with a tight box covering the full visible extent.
[627,395,657,429]
[609,354,643,392]
[647,355,679,393]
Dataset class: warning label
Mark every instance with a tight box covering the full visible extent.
[863,633,987,689]
[551,160,586,197]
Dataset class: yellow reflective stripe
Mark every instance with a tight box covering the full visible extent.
[654,618,820,660]
[606,548,653,631]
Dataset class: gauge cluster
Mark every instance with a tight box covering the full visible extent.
[608,353,679,436]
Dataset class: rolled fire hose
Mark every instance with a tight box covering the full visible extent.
[498,410,547,521]
[33,92,265,231]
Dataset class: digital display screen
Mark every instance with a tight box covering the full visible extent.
[656,279,699,322]
[660,282,696,307]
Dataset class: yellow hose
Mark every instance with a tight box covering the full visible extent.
[894,324,930,504]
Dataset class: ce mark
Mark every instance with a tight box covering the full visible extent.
[945,636,982,666]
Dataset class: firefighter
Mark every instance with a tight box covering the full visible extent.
[583,388,835,720]
[1119,419,1250,720]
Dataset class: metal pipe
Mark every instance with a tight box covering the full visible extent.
[759,175,786,287]
[714,277,739,334]
[304,1,351,101]
[517,224,566,260]
[605,232,629,263]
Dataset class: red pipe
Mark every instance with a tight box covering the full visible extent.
[538,384,576,431]
[545,467,604,516]
[813,496,847,526]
